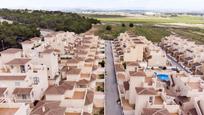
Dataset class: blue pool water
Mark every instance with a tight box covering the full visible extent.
[155,72,169,81]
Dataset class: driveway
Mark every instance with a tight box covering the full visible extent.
[105,41,123,115]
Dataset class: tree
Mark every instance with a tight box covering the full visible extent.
[129,23,134,27]
[122,23,126,27]
[99,60,105,67]
[106,25,112,31]
[0,22,40,49]
[0,9,100,34]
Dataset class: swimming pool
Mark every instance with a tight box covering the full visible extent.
[154,72,170,81]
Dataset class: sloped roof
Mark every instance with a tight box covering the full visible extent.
[85,90,94,105]
[13,88,32,95]
[6,58,31,65]
[45,82,75,95]
[123,81,129,91]
[142,108,170,115]
[129,71,146,77]
[31,101,66,115]
[135,87,157,95]
[0,75,26,81]
[0,48,21,54]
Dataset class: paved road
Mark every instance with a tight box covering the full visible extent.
[166,54,191,73]
[105,41,123,115]
[159,47,191,73]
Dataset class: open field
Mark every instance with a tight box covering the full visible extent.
[96,15,204,24]
[89,14,204,44]
[171,28,204,44]
[80,14,126,18]
[94,25,171,42]
[95,24,204,44]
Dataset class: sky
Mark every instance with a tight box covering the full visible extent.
[0,0,203,11]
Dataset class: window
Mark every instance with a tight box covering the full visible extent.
[15,82,20,86]
[149,96,153,104]
[22,94,27,99]
[33,77,39,85]
[20,65,25,73]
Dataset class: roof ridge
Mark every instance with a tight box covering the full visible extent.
[153,108,168,115]
[138,88,146,94]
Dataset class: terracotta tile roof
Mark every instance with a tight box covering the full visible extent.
[0,88,7,96]
[41,49,60,54]
[142,108,170,115]
[75,50,87,55]
[13,88,32,95]
[67,58,79,64]
[84,37,92,40]
[145,77,153,85]
[0,48,22,54]
[85,90,94,105]
[75,57,84,61]
[61,66,78,72]
[129,71,146,77]
[123,81,129,91]
[76,45,89,49]
[0,75,26,81]
[188,108,197,115]
[85,58,94,63]
[61,66,69,72]
[31,101,66,115]
[83,41,92,44]
[192,62,202,67]
[134,41,144,44]
[175,96,190,104]
[83,112,91,115]
[6,58,31,65]
[132,38,140,41]
[135,87,157,95]
[67,68,81,75]
[77,79,90,86]
[126,61,139,67]
[45,82,75,95]
[185,57,193,61]
[90,74,97,81]
[115,64,125,72]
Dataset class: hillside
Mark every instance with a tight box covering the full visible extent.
[0,9,100,34]
[0,21,40,50]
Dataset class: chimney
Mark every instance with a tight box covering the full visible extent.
[42,106,45,112]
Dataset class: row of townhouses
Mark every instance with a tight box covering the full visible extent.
[160,35,204,75]
[112,32,204,115]
[0,31,105,115]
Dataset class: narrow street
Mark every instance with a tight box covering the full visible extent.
[105,41,123,115]
[160,46,191,73]
[166,54,191,73]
